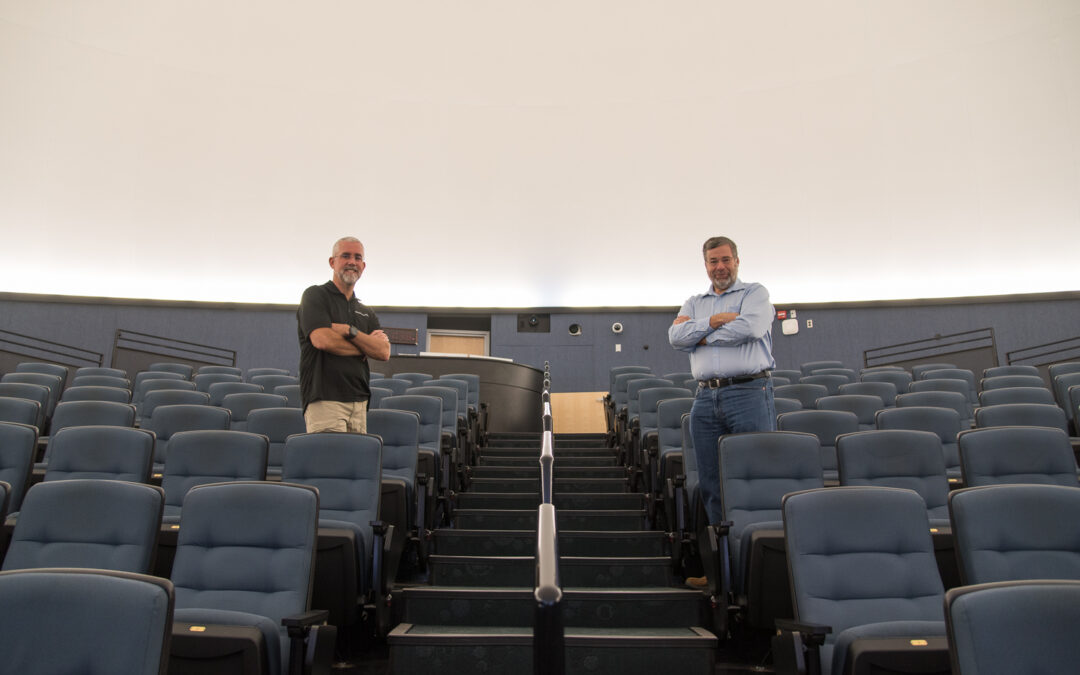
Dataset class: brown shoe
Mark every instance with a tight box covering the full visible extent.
[684,575,709,590]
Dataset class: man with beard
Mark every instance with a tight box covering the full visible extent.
[668,236,777,588]
[297,236,391,433]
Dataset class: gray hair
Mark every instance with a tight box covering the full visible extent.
[332,236,362,257]
[702,236,738,259]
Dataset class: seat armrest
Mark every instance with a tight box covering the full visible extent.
[282,609,329,637]
[774,618,831,644]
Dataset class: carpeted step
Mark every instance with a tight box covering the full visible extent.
[468,477,629,493]
[477,455,618,467]
[402,587,707,628]
[456,492,645,511]
[428,555,672,587]
[471,466,628,480]
[433,530,669,558]
[388,624,716,675]
[479,447,616,458]
[453,508,645,531]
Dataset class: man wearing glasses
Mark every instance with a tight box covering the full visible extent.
[297,236,391,433]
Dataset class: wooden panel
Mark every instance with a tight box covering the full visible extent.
[551,392,606,434]
[429,334,486,356]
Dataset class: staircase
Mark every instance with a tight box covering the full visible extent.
[388,431,717,673]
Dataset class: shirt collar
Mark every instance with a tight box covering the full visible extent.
[705,278,746,297]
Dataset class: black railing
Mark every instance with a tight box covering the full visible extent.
[1006,336,1080,367]
[534,362,564,675]
[863,327,998,371]
[111,329,236,374]
[0,328,104,372]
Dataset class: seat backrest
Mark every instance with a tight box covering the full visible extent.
[44,401,137,463]
[196,365,242,377]
[249,374,299,391]
[777,410,858,474]
[896,390,972,426]
[912,363,957,379]
[1052,372,1080,418]
[836,429,949,520]
[75,366,129,379]
[3,479,164,573]
[681,412,700,523]
[860,369,913,395]
[610,366,652,396]
[245,367,291,382]
[637,387,693,435]
[193,372,243,392]
[145,404,231,465]
[773,397,802,415]
[772,369,803,383]
[974,403,1068,433]
[60,385,132,404]
[0,382,50,428]
[948,484,1080,585]
[982,374,1047,392]
[69,375,132,390]
[206,381,263,407]
[369,386,393,411]
[273,383,302,408]
[922,368,977,398]
[0,568,174,675]
[170,481,318,675]
[978,386,1056,407]
[946,580,1080,675]
[875,406,963,475]
[367,408,421,478]
[424,379,468,420]
[0,422,37,511]
[132,371,185,396]
[15,361,69,382]
[719,431,824,538]
[983,365,1040,379]
[0,396,41,429]
[394,372,434,387]
[799,374,848,395]
[958,426,1078,487]
[379,378,412,396]
[806,367,856,382]
[656,397,694,455]
[405,386,457,436]
[244,406,306,469]
[772,383,829,410]
[441,374,480,409]
[380,394,442,451]
[0,372,62,420]
[133,378,196,407]
[282,433,382,567]
[140,390,210,426]
[613,372,652,412]
[147,362,194,379]
[1048,362,1080,380]
[815,394,884,429]
[910,377,976,405]
[220,392,289,431]
[800,360,843,376]
[626,378,675,421]
[782,486,944,674]
[43,425,155,483]
[160,430,269,516]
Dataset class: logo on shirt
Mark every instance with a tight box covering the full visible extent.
[355,310,370,318]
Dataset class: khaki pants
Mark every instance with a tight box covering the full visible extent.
[304,399,368,434]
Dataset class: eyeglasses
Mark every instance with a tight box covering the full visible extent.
[337,253,364,262]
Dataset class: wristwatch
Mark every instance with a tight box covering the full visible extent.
[348,325,359,340]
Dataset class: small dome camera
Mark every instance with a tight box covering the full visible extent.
[611,322,624,334]
[568,323,582,336]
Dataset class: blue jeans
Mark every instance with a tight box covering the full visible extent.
[691,378,777,526]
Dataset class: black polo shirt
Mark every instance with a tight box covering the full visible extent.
[297,281,381,411]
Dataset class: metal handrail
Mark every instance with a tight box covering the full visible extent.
[534,363,564,675]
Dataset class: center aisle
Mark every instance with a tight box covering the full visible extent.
[388,430,717,674]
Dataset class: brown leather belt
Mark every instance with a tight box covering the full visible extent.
[698,371,769,389]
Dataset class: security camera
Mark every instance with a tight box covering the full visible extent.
[611,322,624,334]
[568,323,582,336]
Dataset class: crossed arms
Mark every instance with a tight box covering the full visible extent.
[310,324,391,361]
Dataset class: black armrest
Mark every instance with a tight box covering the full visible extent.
[282,609,329,637]
[775,618,832,644]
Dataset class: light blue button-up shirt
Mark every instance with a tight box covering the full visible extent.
[667,279,776,381]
